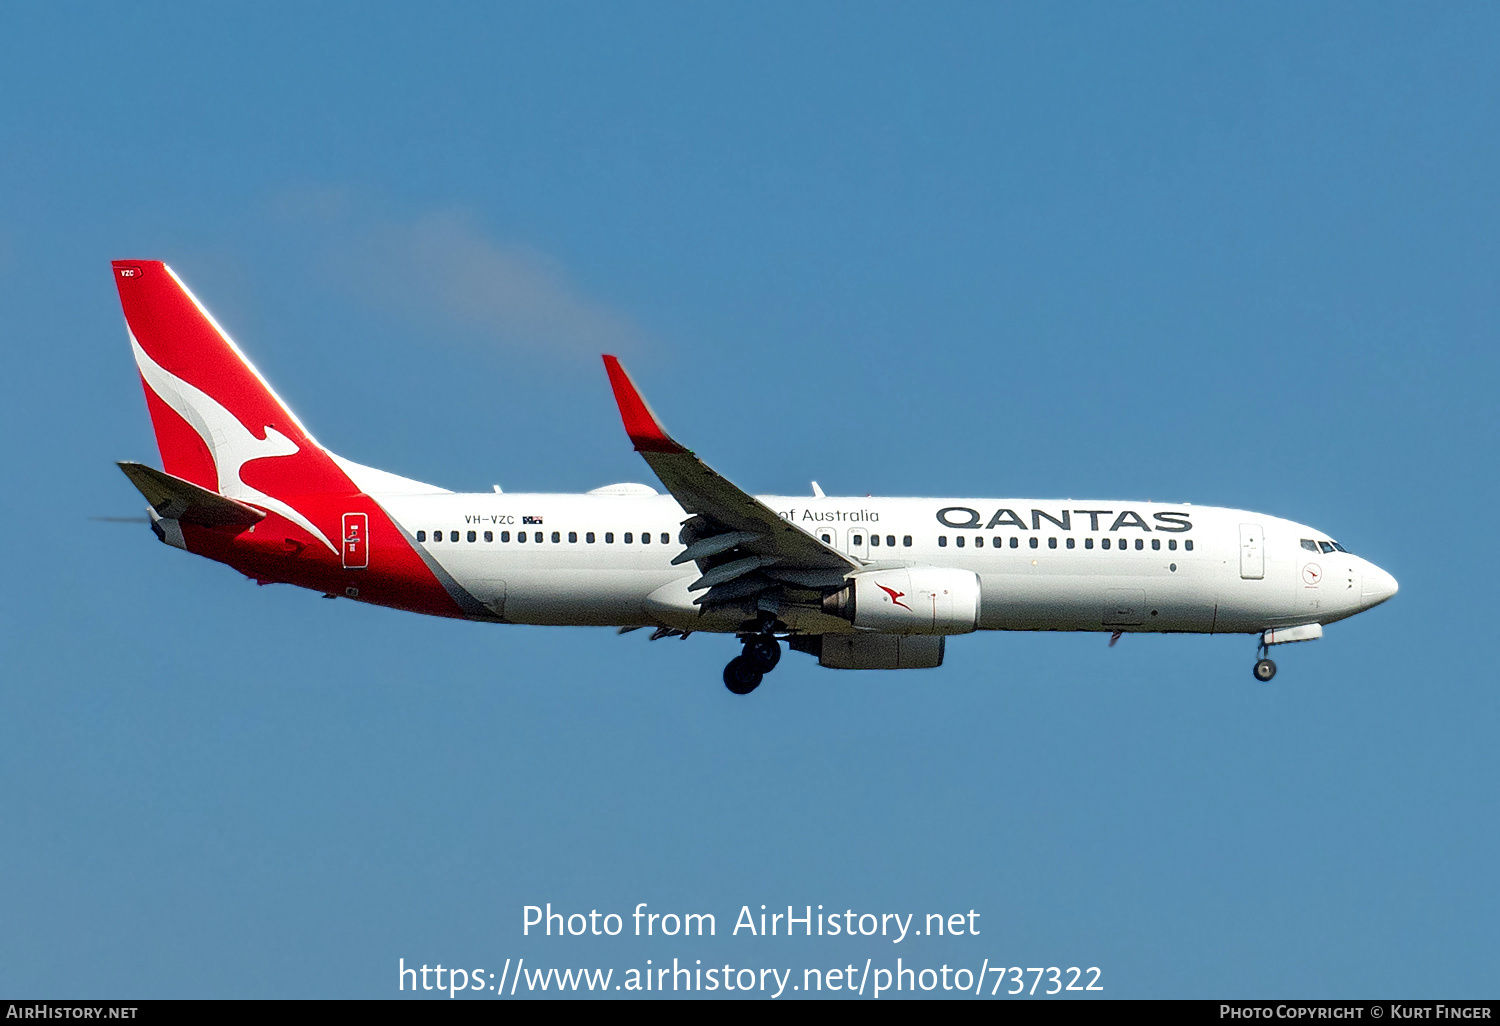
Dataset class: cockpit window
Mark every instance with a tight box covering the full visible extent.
[1331,541,1348,552]
[1318,541,1335,554]
[1301,539,1319,552]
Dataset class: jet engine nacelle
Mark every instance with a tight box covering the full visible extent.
[822,567,981,635]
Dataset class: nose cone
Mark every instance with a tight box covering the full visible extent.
[1362,565,1399,607]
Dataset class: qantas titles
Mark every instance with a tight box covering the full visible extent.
[936,507,1193,533]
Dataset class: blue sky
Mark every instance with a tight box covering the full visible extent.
[1,3,1496,998]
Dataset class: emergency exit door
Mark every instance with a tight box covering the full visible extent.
[1239,523,1263,580]
[342,512,369,569]
[846,527,869,559]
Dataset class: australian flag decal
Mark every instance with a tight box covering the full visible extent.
[522,515,544,525]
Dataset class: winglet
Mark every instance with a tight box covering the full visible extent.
[602,355,687,454]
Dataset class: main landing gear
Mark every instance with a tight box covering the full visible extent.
[723,634,781,695]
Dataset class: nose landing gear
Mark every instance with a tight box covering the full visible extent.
[723,634,782,695]
[1253,639,1277,682]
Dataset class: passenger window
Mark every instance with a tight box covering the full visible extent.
[955,535,965,548]
[484,531,493,542]
[517,531,526,543]
[501,531,510,542]
[662,533,670,544]
[820,532,832,544]
[450,531,459,542]
[1318,541,1335,554]
[467,530,477,542]
[974,536,983,548]
[549,531,558,543]
[1102,538,1110,550]
[1010,537,1019,549]
[1085,538,1094,549]
[1048,537,1057,549]
[1168,539,1176,550]
[1151,538,1160,550]
[641,531,651,544]
[416,530,426,542]
[870,534,881,547]
[938,536,947,547]
[853,534,863,546]
[624,533,633,544]
[568,531,578,543]
[1185,540,1194,551]
[605,532,614,543]
[534,532,543,543]
[1301,539,1319,552]
[903,536,912,547]
[1029,537,1038,549]
[1066,538,1075,549]
[886,535,895,547]
[586,532,595,543]
[1135,539,1144,550]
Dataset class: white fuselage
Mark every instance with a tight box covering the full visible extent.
[375,490,1397,635]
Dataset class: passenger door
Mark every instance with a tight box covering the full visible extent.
[1239,523,1264,580]
[342,512,368,569]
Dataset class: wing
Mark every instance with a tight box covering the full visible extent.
[602,356,860,618]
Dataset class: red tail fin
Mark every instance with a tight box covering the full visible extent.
[112,261,357,551]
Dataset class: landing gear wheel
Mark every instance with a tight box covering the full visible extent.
[723,656,764,695]
[1253,658,1277,682]
[743,636,781,673]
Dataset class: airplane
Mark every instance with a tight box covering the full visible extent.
[110,260,1398,694]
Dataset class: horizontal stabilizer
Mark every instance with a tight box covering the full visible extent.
[117,461,266,529]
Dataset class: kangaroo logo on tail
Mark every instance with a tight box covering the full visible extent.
[129,334,337,553]
[114,261,361,554]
